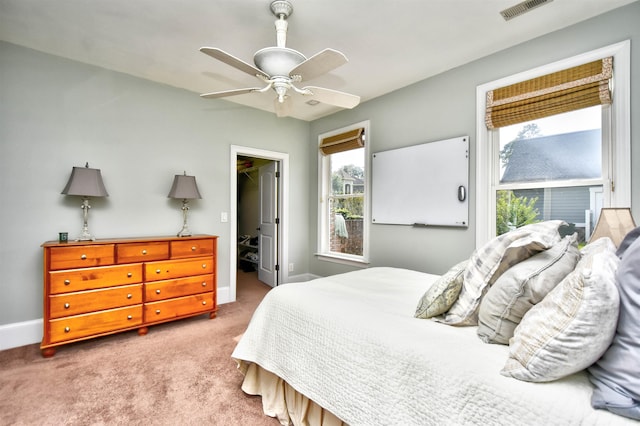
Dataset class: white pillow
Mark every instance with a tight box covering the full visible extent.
[441,221,564,326]
[415,260,467,319]
[501,237,620,382]
[477,234,579,344]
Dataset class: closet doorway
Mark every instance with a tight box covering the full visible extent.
[230,146,289,301]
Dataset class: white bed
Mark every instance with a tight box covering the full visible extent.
[231,266,635,425]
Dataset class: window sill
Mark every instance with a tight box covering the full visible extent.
[315,253,370,268]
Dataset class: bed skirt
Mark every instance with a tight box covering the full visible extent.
[237,360,347,426]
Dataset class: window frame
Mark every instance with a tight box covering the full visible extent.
[475,41,631,248]
[316,120,371,266]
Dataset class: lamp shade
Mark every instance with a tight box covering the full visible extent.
[590,207,636,247]
[168,173,202,200]
[61,164,109,197]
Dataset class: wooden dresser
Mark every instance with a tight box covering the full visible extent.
[41,235,217,357]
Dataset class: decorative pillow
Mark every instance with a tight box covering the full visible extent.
[441,220,564,326]
[501,237,619,382]
[588,229,640,420]
[415,260,467,319]
[477,233,579,344]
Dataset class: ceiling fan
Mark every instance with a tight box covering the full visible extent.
[199,0,360,117]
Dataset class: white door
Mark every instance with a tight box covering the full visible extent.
[258,161,278,287]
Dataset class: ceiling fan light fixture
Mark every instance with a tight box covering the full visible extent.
[199,0,360,117]
[254,47,306,77]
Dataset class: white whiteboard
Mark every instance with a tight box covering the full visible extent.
[372,136,469,227]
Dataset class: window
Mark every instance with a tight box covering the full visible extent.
[476,41,630,247]
[317,122,370,265]
[496,106,604,243]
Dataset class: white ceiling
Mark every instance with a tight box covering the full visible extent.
[0,0,636,121]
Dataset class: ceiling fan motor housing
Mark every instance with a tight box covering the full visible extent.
[254,47,306,77]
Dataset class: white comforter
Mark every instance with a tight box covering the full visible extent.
[232,267,634,425]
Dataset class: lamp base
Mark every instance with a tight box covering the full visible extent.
[76,232,96,241]
[176,225,192,238]
[176,199,193,237]
[75,197,96,241]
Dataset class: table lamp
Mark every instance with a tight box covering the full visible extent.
[61,162,109,241]
[589,207,636,247]
[168,171,202,237]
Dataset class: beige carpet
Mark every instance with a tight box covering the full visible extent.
[0,270,280,425]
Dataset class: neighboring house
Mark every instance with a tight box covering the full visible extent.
[337,169,364,194]
[501,129,603,238]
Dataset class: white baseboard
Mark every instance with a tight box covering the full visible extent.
[0,319,42,351]
[286,273,320,283]
[217,285,231,304]
[0,282,311,352]
[0,288,234,352]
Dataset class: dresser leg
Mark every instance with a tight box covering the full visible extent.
[41,348,56,358]
[209,311,217,319]
[137,327,149,336]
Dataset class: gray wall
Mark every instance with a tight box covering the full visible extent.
[0,41,310,325]
[1,1,638,329]
[308,2,640,277]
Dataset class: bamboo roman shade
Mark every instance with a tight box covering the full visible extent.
[485,57,613,129]
[319,127,365,155]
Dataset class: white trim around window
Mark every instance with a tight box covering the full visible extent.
[475,40,631,248]
[316,120,371,266]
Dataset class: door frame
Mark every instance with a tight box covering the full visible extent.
[229,145,289,301]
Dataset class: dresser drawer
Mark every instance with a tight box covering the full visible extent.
[48,305,143,344]
[49,263,143,294]
[49,244,115,270]
[170,239,215,259]
[144,274,214,302]
[116,241,169,263]
[49,284,143,319]
[144,292,214,322]
[145,256,214,281]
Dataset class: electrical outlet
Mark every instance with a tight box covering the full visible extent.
[220,212,228,223]
[288,263,294,272]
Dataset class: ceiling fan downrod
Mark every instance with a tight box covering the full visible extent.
[271,0,293,48]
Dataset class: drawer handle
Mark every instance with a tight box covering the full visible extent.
[155,309,161,315]
[201,282,207,287]
[127,315,133,320]
[64,303,70,309]
[80,254,87,260]
[202,301,207,305]
[156,269,161,274]
[191,246,197,251]
[64,327,70,333]
[64,279,71,285]
[142,249,147,255]
[127,294,133,299]
[156,289,161,294]
[127,272,133,278]
[201,264,207,269]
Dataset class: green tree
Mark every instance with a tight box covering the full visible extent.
[496,190,540,235]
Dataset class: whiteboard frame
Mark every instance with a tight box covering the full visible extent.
[371,136,469,227]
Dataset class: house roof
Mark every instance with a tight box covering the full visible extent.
[0,0,635,121]
[501,129,601,183]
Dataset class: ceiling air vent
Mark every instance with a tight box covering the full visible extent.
[500,0,553,21]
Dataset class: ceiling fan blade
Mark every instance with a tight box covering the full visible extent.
[200,87,262,99]
[289,48,348,82]
[200,47,269,79]
[302,86,361,109]
[274,96,293,118]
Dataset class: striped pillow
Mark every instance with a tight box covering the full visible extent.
[441,221,564,326]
